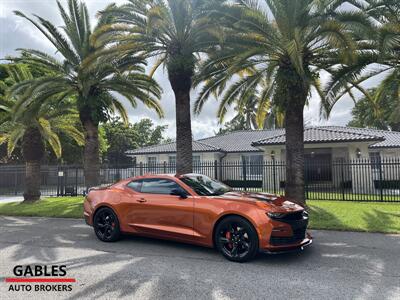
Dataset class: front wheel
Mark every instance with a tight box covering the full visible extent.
[214,216,259,262]
[93,207,121,242]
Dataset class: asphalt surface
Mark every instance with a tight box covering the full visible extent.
[0,216,399,300]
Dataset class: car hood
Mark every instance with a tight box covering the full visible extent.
[216,191,303,212]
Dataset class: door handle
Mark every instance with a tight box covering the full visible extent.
[137,198,147,203]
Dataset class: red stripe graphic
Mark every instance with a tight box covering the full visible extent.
[5,277,76,283]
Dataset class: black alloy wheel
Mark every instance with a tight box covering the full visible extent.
[215,216,258,262]
[93,207,121,242]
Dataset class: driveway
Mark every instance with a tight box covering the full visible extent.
[0,216,399,300]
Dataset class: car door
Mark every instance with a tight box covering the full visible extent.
[124,178,195,241]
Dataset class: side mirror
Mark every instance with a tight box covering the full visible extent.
[170,188,188,199]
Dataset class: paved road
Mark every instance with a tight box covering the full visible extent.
[0,216,399,300]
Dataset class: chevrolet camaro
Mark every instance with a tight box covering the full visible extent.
[84,173,312,262]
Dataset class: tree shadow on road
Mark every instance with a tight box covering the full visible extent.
[1,216,399,300]
[0,216,59,262]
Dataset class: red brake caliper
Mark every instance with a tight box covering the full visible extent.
[226,231,233,249]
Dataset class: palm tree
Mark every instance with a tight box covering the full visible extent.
[224,95,260,130]
[9,0,163,188]
[325,0,400,130]
[217,78,284,130]
[348,88,400,131]
[102,0,218,173]
[0,64,84,202]
[194,0,364,205]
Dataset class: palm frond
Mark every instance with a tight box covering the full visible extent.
[14,10,80,64]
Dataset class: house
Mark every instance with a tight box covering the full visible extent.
[128,126,400,163]
[127,126,400,193]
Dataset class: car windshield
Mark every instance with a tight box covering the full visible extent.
[181,174,231,196]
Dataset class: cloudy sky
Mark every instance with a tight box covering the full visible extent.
[0,0,377,139]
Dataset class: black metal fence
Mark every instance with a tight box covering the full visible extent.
[1,158,399,202]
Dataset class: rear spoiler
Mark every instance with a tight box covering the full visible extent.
[84,183,113,195]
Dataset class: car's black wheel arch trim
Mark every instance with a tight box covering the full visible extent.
[93,205,120,226]
[212,214,260,249]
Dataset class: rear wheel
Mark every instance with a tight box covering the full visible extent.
[214,216,259,262]
[93,207,121,242]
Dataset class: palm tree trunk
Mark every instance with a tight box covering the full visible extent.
[169,72,193,174]
[81,117,100,189]
[22,127,44,202]
[284,82,308,207]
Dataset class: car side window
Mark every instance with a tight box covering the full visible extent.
[140,178,185,195]
[127,180,142,192]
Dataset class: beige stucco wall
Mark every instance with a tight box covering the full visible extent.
[258,141,381,193]
[218,152,263,181]
[380,148,400,158]
[133,152,220,177]
[134,152,219,164]
[347,143,374,193]
[369,148,400,181]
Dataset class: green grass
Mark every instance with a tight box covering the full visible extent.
[263,190,400,201]
[308,200,400,234]
[0,197,399,233]
[0,197,84,218]
[253,189,400,201]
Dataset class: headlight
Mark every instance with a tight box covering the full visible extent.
[267,212,286,219]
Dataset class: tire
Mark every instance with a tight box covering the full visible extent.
[214,216,259,262]
[93,207,121,242]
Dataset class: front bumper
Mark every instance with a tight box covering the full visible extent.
[260,236,312,254]
[83,198,93,226]
[84,211,92,226]
[260,210,312,254]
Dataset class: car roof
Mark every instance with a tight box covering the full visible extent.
[133,173,207,179]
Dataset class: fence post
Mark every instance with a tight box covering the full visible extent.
[341,160,345,201]
[214,160,218,180]
[163,161,167,174]
[139,162,143,176]
[14,171,18,196]
[304,160,308,200]
[57,165,65,196]
[57,165,60,197]
[62,166,66,196]
[116,162,121,182]
[75,167,78,196]
[272,158,276,194]
[379,158,383,202]
[242,159,247,192]
[219,160,223,181]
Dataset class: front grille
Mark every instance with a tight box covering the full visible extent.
[270,216,308,246]
[269,210,306,221]
[280,211,304,221]
[270,228,306,245]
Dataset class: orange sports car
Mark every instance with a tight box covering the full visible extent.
[84,173,312,262]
